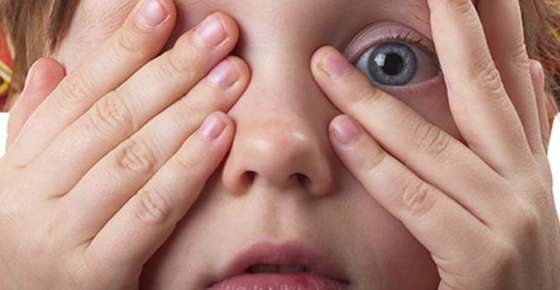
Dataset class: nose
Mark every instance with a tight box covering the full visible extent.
[221,69,337,196]
[222,115,333,196]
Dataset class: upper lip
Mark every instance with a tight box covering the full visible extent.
[209,241,349,285]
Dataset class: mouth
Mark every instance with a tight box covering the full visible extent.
[208,241,350,290]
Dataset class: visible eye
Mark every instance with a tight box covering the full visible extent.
[354,40,440,87]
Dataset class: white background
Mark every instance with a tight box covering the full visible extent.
[1,113,560,212]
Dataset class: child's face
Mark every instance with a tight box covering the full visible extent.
[55,0,462,288]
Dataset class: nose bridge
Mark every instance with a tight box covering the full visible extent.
[222,54,338,196]
[235,46,336,119]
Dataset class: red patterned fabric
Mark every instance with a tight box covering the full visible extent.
[0,26,12,112]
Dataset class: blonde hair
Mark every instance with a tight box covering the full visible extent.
[1,0,559,115]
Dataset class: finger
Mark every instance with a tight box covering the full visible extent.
[311,47,510,224]
[9,0,176,167]
[34,12,239,195]
[427,0,533,176]
[6,58,66,149]
[62,57,249,239]
[328,114,493,265]
[84,112,234,270]
[529,60,551,152]
[528,59,555,190]
[477,0,544,156]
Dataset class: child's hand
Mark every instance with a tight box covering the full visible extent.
[311,0,559,289]
[0,0,249,289]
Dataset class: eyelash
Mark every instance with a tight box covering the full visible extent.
[368,31,441,71]
[347,25,444,96]
[345,24,437,65]
[382,32,429,52]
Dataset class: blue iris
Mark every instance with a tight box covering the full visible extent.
[367,42,417,86]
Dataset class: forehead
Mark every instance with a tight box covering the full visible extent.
[77,0,433,41]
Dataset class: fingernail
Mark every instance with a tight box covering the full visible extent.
[331,115,360,145]
[136,0,168,29]
[201,114,226,140]
[196,14,227,48]
[208,59,239,88]
[321,49,353,79]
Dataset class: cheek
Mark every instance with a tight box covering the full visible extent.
[337,181,439,289]
[53,0,137,72]
[140,173,226,289]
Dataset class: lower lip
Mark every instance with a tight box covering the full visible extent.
[209,273,349,290]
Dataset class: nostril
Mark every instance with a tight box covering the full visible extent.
[295,173,311,188]
[243,171,257,184]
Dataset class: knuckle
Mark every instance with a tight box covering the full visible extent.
[135,186,174,225]
[88,91,135,137]
[410,119,451,158]
[475,57,505,96]
[510,42,530,67]
[26,219,60,258]
[361,148,387,173]
[116,138,160,174]
[112,28,148,60]
[160,36,202,78]
[447,0,474,18]
[352,86,385,109]
[174,150,201,172]
[508,198,540,243]
[56,74,96,109]
[490,241,517,275]
[400,177,437,216]
[178,95,205,119]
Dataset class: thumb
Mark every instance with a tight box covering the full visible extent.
[6,57,66,149]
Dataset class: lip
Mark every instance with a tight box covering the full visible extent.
[208,241,350,289]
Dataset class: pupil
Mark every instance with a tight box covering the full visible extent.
[366,42,417,86]
[383,53,404,75]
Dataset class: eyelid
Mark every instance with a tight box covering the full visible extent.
[343,22,435,63]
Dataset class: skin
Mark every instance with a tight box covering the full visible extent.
[1,0,558,289]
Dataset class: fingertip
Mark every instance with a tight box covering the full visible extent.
[528,59,545,89]
[156,0,178,19]
[206,56,250,91]
[311,46,336,71]
[527,59,552,152]
[131,0,177,32]
[25,57,66,91]
[16,57,66,115]
[211,110,233,124]
[211,112,236,153]
[211,12,240,45]
[311,46,354,80]
[213,111,236,138]
[226,55,251,83]
[329,115,362,146]
[199,111,235,141]
[313,46,337,60]
[7,57,66,148]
